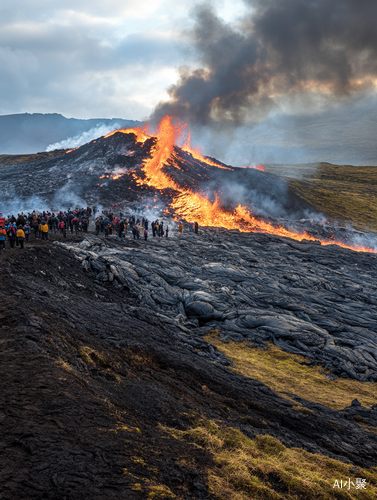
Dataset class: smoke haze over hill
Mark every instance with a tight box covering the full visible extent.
[0,113,141,154]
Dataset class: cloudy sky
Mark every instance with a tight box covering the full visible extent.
[2,0,377,165]
[0,0,248,119]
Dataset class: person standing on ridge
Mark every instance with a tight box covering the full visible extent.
[24,222,31,242]
[118,219,124,238]
[32,220,39,239]
[195,221,198,234]
[16,226,25,249]
[0,224,6,250]
[179,222,183,236]
[7,224,16,249]
[95,218,101,236]
[41,220,49,240]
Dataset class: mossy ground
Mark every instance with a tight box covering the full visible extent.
[205,335,377,411]
[0,150,67,167]
[165,418,377,499]
[264,162,377,231]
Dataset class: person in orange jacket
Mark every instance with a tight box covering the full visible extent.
[40,220,49,240]
[0,225,6,250]
[16,226,25,249]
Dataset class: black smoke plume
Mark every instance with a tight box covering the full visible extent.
[152,0,377,126]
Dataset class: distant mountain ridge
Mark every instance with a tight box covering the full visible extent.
[0,113,141,154]
[2,101,377,165]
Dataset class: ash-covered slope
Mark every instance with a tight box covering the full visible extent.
[0,130,312,218]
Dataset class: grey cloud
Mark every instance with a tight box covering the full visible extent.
[152,0,377,125]
[0,21,185,117]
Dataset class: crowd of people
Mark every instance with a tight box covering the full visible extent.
[95,213,170,240]
[0,206,199,251]
[0,207,92,250]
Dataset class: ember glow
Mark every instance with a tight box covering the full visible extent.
[105,116,375,254]
[242,163,265,171]
[104,125,150,143]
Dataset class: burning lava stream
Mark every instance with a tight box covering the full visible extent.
[106,117,375,254]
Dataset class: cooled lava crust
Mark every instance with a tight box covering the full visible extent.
[0,229,377,500]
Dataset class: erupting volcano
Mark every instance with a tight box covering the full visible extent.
[1,115,376,254]
[99,116,376,254]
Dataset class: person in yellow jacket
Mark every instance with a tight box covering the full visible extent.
[178,222,183,236]
[16,226,25,249]
[41,220,49,241]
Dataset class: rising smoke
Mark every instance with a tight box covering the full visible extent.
[152,0,377,127]
[46,123,121,151]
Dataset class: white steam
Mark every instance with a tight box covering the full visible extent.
[52,182,88,209]
[46,123,120,151]
[0,195,49,216]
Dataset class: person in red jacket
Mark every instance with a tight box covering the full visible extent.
[58,220,66,238]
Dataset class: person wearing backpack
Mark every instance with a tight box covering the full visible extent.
[7,224,16,249]
[0,225,6,250]
[24,223,31,242]
[58,220,66,237]
[32,220,39,239]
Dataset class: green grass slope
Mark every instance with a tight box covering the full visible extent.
[0,150,67,167]
[264,163,377,232]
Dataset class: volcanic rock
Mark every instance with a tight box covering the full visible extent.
[58,226,377,384]
[1,232,377,498]
[0,131,311,217]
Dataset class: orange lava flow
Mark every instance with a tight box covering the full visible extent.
[129,116,375,254]
[242,163,265,172]
[66,148,77,154]
[182,132,233,170]
[104,125,150,143]
[136,116,181,190]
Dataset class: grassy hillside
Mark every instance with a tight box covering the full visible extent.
[195,334,377,499]
[0,150,66,167]
[264,163,377,232]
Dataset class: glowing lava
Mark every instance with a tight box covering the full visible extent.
[242,163,265,172]
[104,125,150,143]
